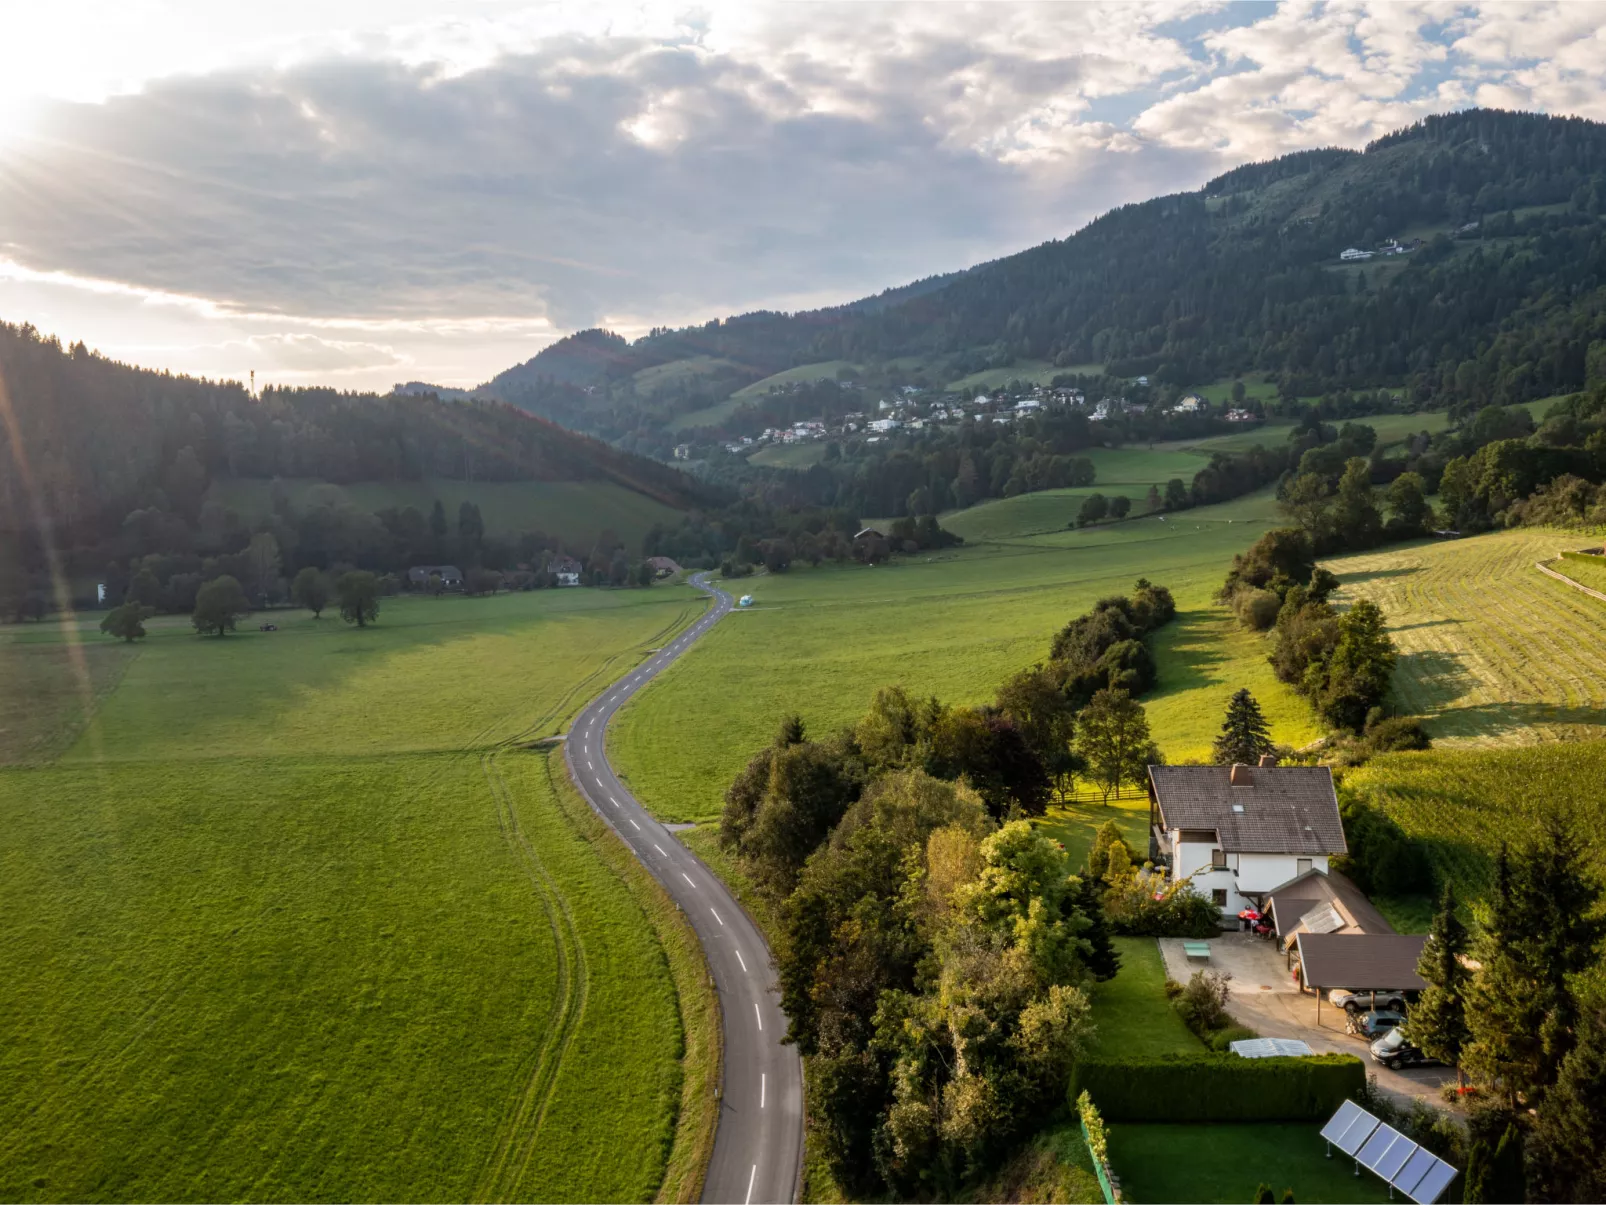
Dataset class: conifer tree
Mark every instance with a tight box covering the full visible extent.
[1211,688,1274,764]
[1526,1006,1606,1204]
[1410,884,1471,1083]
[1073,874,1121,982]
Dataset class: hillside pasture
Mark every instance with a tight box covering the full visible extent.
[1326,528,1606,746]
[747,443,829,470]
[632,354,755,395]
[211,475,680,551]
[609,489,1319,824]
[0,587,714,1202]
[729,360,861,401]
[945,360,1067,393]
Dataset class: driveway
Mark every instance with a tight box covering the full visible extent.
[1158,934,1457,1109]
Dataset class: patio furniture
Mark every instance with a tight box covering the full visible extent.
[1183,940,1211,960]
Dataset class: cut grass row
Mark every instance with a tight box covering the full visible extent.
[0,587,718,1202]
[1325,528,1606,746]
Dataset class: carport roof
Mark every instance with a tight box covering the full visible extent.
[1296,933,1429,991]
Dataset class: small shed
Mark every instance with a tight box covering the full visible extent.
[1295,932,1428,1023]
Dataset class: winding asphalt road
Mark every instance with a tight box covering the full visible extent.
[563,573,804,1205]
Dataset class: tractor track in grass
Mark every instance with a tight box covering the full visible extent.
[473,747,591,1202]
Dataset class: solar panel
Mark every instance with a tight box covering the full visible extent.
[1408,1160,1458,1205]
[1372,1131,1417,1181]
[1300,902,1345,934]
[1357,1124,1411,1172]
[1321,1101,1381,1156]
[1393,1147,1438,1196]
[1319,1100,1369,1145]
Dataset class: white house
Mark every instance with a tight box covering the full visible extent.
[549,555,582,587]
[1148,760,1347,922]
[1173,394,1205,413]
[1340,247,1374,261]
[1014,398,1042,413]
[868,417,901,433]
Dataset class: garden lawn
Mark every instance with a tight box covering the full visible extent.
[609,489,1318,824]
[1088,938,1201,1058]
[1036,798,1149,870]
[0,586,715,1203]
[1108,1124,1392,1204]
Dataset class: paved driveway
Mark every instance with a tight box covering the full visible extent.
[1158,933,1457,1108]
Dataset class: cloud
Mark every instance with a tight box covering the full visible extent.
[0,1,1602,392]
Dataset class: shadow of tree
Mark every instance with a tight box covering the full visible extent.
[1145,609,1233,700]
[1429,701,1606,742]
[1334,565,1422,584]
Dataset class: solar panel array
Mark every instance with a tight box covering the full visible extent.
[1299,902,1345,934]
[1318,1102,1458,1204]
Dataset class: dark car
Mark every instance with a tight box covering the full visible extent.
[1347,1008,1406,1039]
[1370,1027,1442,1070]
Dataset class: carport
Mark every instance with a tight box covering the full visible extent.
[1294,933,1429,1025]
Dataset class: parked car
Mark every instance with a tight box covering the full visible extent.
[1370,1027,1442,1070]
[1330,987,1409,1014]
[1347,1008,1407,1038]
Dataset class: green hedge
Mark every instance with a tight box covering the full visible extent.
[1067,1053,1365,1123]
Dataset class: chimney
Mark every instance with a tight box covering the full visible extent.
[1258,754,1278,767]
[1230,763,1252,786]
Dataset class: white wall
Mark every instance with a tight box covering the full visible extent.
[1170,835,1330,918]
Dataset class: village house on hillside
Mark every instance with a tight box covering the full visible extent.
[549,555,582,586]
[1148,759,1347,921]
[407,564,464,591]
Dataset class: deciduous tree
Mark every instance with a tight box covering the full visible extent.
[191,575,249,636]
[336,570,380,628]
[1075,688,1157,804]
[291,566,330,617]
[99,603,153,642]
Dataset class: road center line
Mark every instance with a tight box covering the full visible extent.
[609,797,620,808]
[587,758,594,770]
[630,818,641,830]
[754,1002,763,1031]
[711,907,724,926]
[762,1072,766,1108]
[654,843,667,856]
[682,873,696,889]
[745,1163,757,1205]
[735,949,747,973]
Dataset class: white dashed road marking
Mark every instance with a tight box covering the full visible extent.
[735,949,747,973]
[682,873,696,889]
[711,907,724,926]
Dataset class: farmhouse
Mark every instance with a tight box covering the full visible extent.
[1173,394,1205,413]
[407,564,464,591]
[549,555,582,586]
[1148,759,1346,920]
[644,556,682,578]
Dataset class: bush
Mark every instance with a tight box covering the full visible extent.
[1173,969,1232,1036]
[1235,588,1282,631]
[1067,1053,1365,1122]
[1363,715,1432,754]
[1204,1024,1260,1053]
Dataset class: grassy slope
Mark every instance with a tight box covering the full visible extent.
[212,475,680,550]
[0,588,717,1202]
[730,361,861,401]
[1325,528,1606,746]
[609,489,1319,825]
[748,443,829,470]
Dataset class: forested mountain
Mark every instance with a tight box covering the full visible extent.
[471,109,1606,449]
[0,321,718,599]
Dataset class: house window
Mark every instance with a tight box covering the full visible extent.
[1211,889,1228,907]
[1211,848,1228,869]
[1297,857,1313,876]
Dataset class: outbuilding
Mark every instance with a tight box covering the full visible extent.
[1294,932,1429,1024]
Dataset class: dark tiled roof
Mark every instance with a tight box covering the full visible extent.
[1266,868,1393,937]
[1296,933,1429,991]
[1149,765,1346,856]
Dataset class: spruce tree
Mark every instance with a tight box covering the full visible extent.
[1410,884,1471,1082]
[1073,874,1122,982]
[1463,847,1547,1108]
[1525,1006,1606,1204]
[1211,688,1274,764]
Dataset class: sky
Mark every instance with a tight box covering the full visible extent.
[1,1,1604,392]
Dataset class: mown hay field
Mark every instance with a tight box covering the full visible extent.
[0,588,715,1203]
[1325,528,1606,747]
[609,489,1320,827]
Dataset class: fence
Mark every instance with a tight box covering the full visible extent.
[1535,559,1606,604]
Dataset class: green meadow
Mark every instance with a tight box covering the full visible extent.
[0,590,716,1203]
[609,487,1320,829]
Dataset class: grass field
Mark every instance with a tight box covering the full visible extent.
[633,355,752,394]
[1326,528,1606,746]
[1555,552,1606,594]
[1090,938,1202,1057]
[212,475,681,550]
[1108,1124,1392,1204]
[946,360,1067,393]
[609,488,1321,824]
[0,588,717,1202]
[729,360,862,401]
[747,443,830,469]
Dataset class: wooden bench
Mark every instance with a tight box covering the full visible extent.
[1183,941,1211,960]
